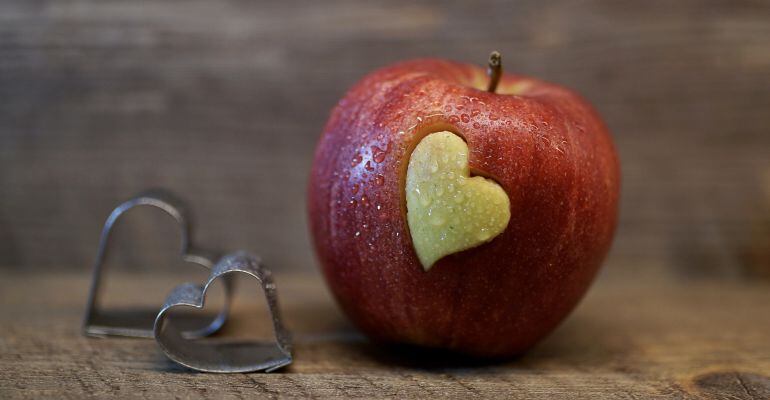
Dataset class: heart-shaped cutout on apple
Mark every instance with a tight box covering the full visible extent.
[406,131,510,270]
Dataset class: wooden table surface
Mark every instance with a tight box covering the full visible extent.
[1,268,768,399]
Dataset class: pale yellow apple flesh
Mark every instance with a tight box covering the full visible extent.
[406,131,511,270]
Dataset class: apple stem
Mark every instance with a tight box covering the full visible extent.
[486,51,502,93]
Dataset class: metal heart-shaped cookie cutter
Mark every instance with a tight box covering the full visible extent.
[83,190,292,373]
[154,252,292,373]
[83,189,228,339]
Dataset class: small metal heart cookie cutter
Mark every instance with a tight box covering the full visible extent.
[83,190,292,373]
[155,252,292,373]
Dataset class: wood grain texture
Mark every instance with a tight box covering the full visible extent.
[1,269,768,399]
[1,0,769,278]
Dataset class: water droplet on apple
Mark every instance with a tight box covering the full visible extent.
[471,109,480,117]
[371,145,387,163]
[461,114,470,123]
[429,159,439,173]
[419,193,431,207]
[430,215,445,226]
[473,122,480,129]
[489,114,499,121]
[476,228,492,242]
[374,174,385,186]
[351,153,363,167]
[364,161,374,171]
[349,199,358,208]
[352,183,360,194]
[361,195,369,206]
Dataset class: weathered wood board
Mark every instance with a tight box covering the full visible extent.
[0,269,768,399]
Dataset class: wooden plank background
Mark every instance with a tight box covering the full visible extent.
[1,0,770,278]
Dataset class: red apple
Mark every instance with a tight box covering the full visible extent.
[308,54,619,357]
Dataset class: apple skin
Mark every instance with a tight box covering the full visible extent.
[308,58,619,357]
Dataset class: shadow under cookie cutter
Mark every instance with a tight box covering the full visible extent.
[83,190,292,373]
[83,189,228,339]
